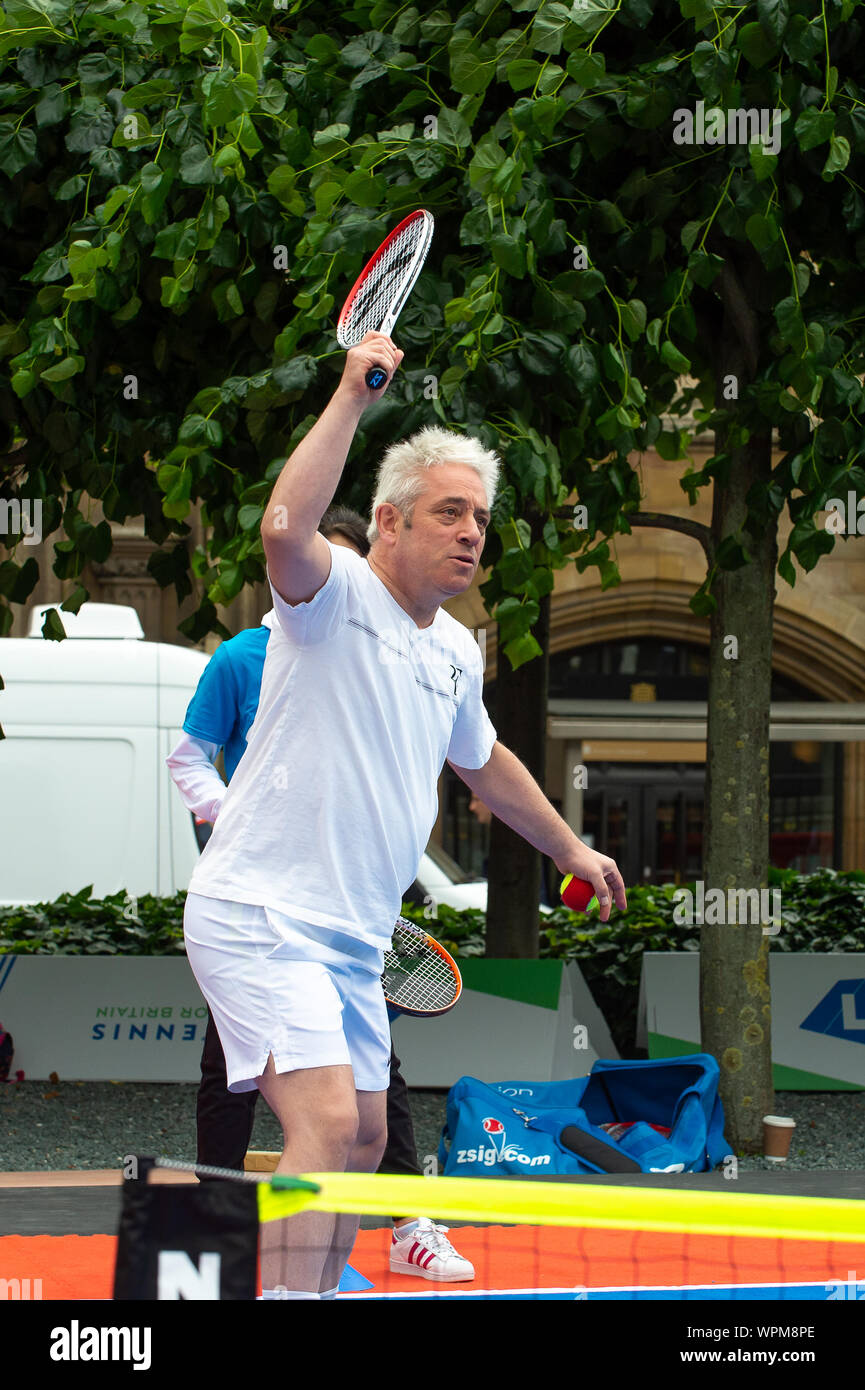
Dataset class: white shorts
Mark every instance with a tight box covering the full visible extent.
[183,892,391,1093]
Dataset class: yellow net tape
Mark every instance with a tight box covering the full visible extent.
[257,1172,865,1245]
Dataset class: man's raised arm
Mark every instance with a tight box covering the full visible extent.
[262,333,402,605]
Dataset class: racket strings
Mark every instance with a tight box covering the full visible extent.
[339,221,428,343]
[383,926,458,1012]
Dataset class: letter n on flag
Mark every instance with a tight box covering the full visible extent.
[113,1157,258,1300]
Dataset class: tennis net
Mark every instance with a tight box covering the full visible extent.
[114,1158,865,1303]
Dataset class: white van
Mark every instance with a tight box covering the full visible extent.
[0,601,508,914]
[0,603,209,904]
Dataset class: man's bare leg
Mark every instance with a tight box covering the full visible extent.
[256,1058,358,1295]
[318,1088,388,1296]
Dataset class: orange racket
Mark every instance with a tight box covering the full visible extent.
[382,917,462,1017]
[336,209,434,389]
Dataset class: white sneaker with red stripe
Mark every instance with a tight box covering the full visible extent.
[390,1218,475,1282]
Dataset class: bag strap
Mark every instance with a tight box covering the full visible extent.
[705,1094,730,1166]
[438,1125,450,1168]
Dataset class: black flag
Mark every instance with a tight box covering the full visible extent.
[113,1158,258,1300]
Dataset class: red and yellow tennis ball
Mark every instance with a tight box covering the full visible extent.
[560,874,598,913]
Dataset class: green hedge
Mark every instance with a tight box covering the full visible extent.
[403,869,865,1051]
[0,888,187,956]
[2,869,863,1053]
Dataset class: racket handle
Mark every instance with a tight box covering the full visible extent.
[365,365,388,390]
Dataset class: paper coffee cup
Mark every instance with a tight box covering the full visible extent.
[763,1115,796,1162]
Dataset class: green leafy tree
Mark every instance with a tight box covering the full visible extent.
[1,0,864,1147]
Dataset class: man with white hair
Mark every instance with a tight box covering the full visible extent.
[183,332,626,1299]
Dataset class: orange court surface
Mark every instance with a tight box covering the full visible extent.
[2,1167,865,1301]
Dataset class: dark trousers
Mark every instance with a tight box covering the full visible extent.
[197,1009,421,1178]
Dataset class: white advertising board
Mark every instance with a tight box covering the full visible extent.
[0,955,618,1084]
[0,956,208,1081]
[639,952,865,1089]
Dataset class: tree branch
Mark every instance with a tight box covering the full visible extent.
[555,508,714,562]
[718,247,760,382]
[0,440,36,487]
[622,510,715,563]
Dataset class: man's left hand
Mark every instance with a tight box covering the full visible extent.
[556,849,627,922]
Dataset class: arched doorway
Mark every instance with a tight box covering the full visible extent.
[549,639,838,885]
[440,634,843,889]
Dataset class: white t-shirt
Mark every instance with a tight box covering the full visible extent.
[188,539,497,950]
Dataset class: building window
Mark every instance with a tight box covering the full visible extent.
[441,778,489,881]
[440,639,841,883]
[548,639,813,702]
[769,741,837,871]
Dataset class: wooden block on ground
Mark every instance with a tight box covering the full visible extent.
[244,1150,280,1173]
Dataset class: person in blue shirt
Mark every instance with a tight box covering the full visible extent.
[167,506,474,1284]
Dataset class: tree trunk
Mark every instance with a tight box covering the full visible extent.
[485,590,550,957]
[701,247,777,1153]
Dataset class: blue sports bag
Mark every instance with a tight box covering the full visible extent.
[438,1055,729,1178]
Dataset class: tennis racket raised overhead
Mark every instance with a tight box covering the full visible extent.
[336,209,434,389]
[382,917,462,1018]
